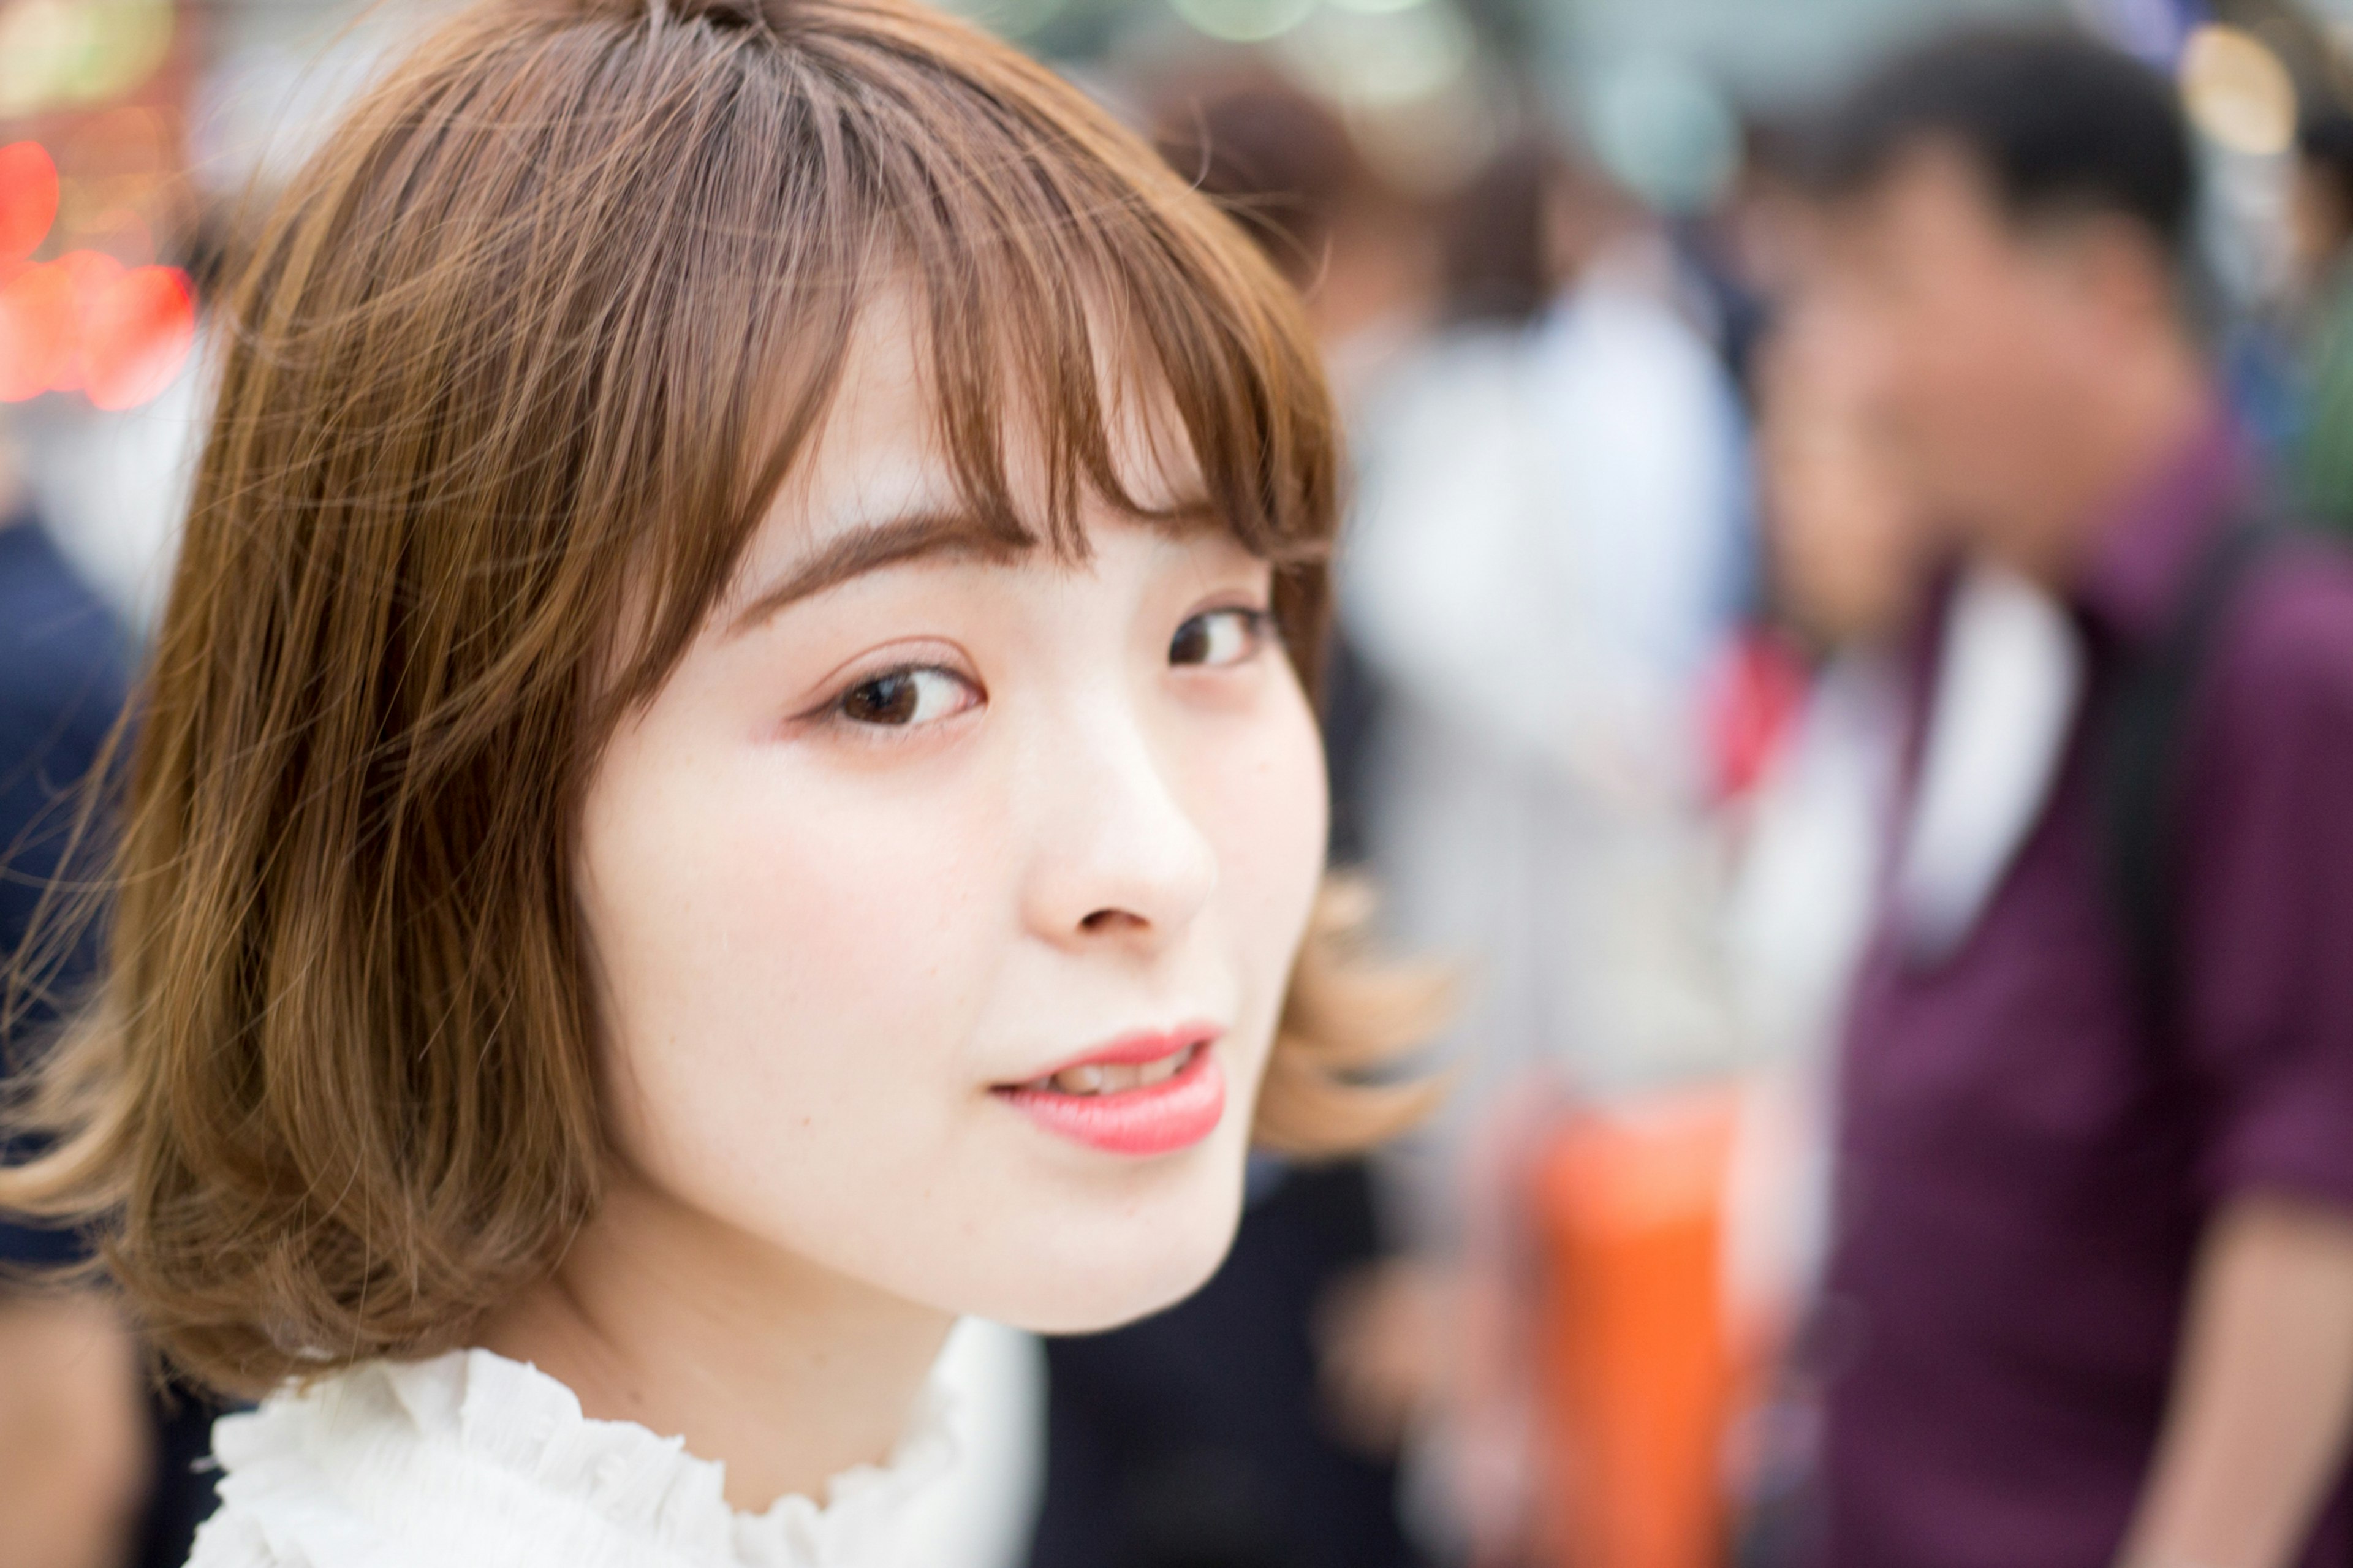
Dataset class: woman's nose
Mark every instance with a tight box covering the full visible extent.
[1018,706,1219,953]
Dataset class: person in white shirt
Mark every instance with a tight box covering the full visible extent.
[1343,142,1754,1229]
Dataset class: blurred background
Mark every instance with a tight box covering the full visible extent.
[7,1,2353,1567]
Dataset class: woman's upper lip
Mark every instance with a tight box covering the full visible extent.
[998,1022,1224,1086]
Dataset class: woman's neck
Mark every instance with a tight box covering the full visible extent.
[476,1172,955,1513]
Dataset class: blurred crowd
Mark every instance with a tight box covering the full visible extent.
[13,1,2353,1567]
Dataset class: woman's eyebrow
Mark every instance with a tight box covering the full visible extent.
[726,510,1025,637]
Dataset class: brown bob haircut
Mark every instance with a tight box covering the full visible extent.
[0,0,1438,1396]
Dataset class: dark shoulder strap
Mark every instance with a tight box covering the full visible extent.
[2098,515,2287,1024]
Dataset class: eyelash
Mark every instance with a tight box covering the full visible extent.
[817,605,1275,735]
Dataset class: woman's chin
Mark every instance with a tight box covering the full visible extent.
[950,1161,1251,1335]
[995,1248,1233,1336]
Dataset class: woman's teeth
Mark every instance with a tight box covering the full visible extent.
[1042,1045,1195,1097]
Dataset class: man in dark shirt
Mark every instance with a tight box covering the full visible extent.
[1803,29,2353,1568]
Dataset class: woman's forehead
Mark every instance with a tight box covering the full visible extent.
[731,289,1213,598]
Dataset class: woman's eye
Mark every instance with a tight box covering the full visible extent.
[835,667,977,728]
[1170,608,1270,670]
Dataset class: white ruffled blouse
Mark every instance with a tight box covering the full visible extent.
[186,1348,958,1568]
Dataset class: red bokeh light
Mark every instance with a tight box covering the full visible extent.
[0,253,194,408]
[84,264,195,411]
[0,142,61,264]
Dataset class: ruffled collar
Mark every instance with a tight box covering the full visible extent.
[210,1347,958,1567]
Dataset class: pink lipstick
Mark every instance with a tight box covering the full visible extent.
[994,1026,1227,1156]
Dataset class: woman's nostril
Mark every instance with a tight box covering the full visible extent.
[1080,908,1143,933]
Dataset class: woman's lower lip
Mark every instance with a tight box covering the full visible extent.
[994,1046,1226,1156]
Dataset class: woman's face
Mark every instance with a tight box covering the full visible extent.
[575,306,1329,1333]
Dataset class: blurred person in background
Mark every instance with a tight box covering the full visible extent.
[1804,28,2353,1568]
[0,430,148,1568]
[1344,129,1752,1227]
[1338,131,1754,1567]
[1019,76,1439,1568]
[2287,104,2353,534]
[0,425,223,1568]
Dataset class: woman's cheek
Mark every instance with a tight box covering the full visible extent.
[586,740,1001,1185]
[709,755,993,1029]
[1259,676,1332,894]
[1205,679,1329,1002]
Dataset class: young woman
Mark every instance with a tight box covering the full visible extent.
[0,0,1432,1561]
